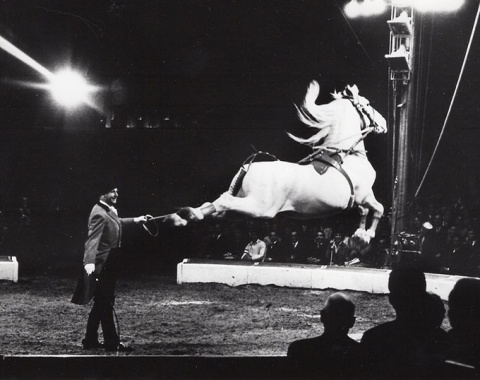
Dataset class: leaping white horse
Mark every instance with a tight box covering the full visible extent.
[161,80,387,245]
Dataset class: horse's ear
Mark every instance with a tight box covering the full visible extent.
[345,84,359,98]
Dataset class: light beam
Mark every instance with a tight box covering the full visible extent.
[0,35,54,80]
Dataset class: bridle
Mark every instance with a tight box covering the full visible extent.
[343,93,384,134]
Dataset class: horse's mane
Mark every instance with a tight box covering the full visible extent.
[288,81,347,147]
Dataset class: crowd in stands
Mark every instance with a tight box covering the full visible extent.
[403,195,480,277]
[188,195,480,277]
[190,216,388,268]
[286,267,480,378]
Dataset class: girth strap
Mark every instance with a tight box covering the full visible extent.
[316,155,355,209]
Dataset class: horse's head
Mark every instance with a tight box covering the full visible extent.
[337,85,387,134]
[289,80,387,149]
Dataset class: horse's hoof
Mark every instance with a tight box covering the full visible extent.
[366,229,376,239]
[177,206,204,222]
[352,229,371,246]
[165,213,188,227]
[177,207,195,221]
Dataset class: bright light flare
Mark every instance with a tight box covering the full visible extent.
[345,0,386,18]
[49,69,95,108]
[345,0,465,18]
[412,0,465,12]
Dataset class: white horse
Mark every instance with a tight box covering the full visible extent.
[163,80,387,245]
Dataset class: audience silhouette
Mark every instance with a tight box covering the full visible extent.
[360,265,449,378]
[447,278,480,373]
[287,292,362,378]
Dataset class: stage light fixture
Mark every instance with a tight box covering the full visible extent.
[387,11,412,36]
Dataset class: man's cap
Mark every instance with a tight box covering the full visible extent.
[422,222,433,230]
[91,172,119,196]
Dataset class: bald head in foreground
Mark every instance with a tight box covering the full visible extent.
[287,292,362,377]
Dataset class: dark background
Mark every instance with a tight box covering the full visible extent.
[0,1,478,274]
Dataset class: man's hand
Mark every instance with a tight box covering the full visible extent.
[84,263,95,275]
[134,214,153,224]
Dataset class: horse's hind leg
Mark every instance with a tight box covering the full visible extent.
[176,191,278,222]
[212,191,279,218]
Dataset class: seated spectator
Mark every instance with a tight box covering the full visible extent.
[445,225,458,245]
[465,229,480,277]
[408,215,423,235]
[345,239,376,267]
[375,237,393,268]
[420,292,452,363]
[447,278,480,372]
[228,224,249,260]
[322,225,333,240]
[198,223,233,260]
[287,292,362,377]
[285,230,308,263]
[444,235,470,276]
[325,231,349,266]
[306,230,329,265]
[360,265,449,378]
[264,230,286,263]
[241,230,266,262]
[419,221,445,273]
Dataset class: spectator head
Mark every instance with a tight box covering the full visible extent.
[452,235,462,248]
[269,231,279,243]
[447,226,458,237]
[420,292,445,330]
[466,229,477,243]
[378,238,389,248]
[388,265,427,319]
[315,231,325,241]
[413,216,422,228]
[389,265,426,296]
[290,231,299,242]
[320,292,356,334]
[213,223,223,234]
[448,278,480,341]
[433,213,443,228]
[333,231,344,243]
[248,230,260,242]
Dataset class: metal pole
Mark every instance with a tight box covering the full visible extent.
[389,7,417,239]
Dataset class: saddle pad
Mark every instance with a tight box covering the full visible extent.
[308,154,343,175]
[310,159,330,175]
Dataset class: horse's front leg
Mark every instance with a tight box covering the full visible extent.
[364,194,384,238]
[358,194,384,239]
[353,205,370,245]
[353,194,384,246]
[357,204,369,231]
